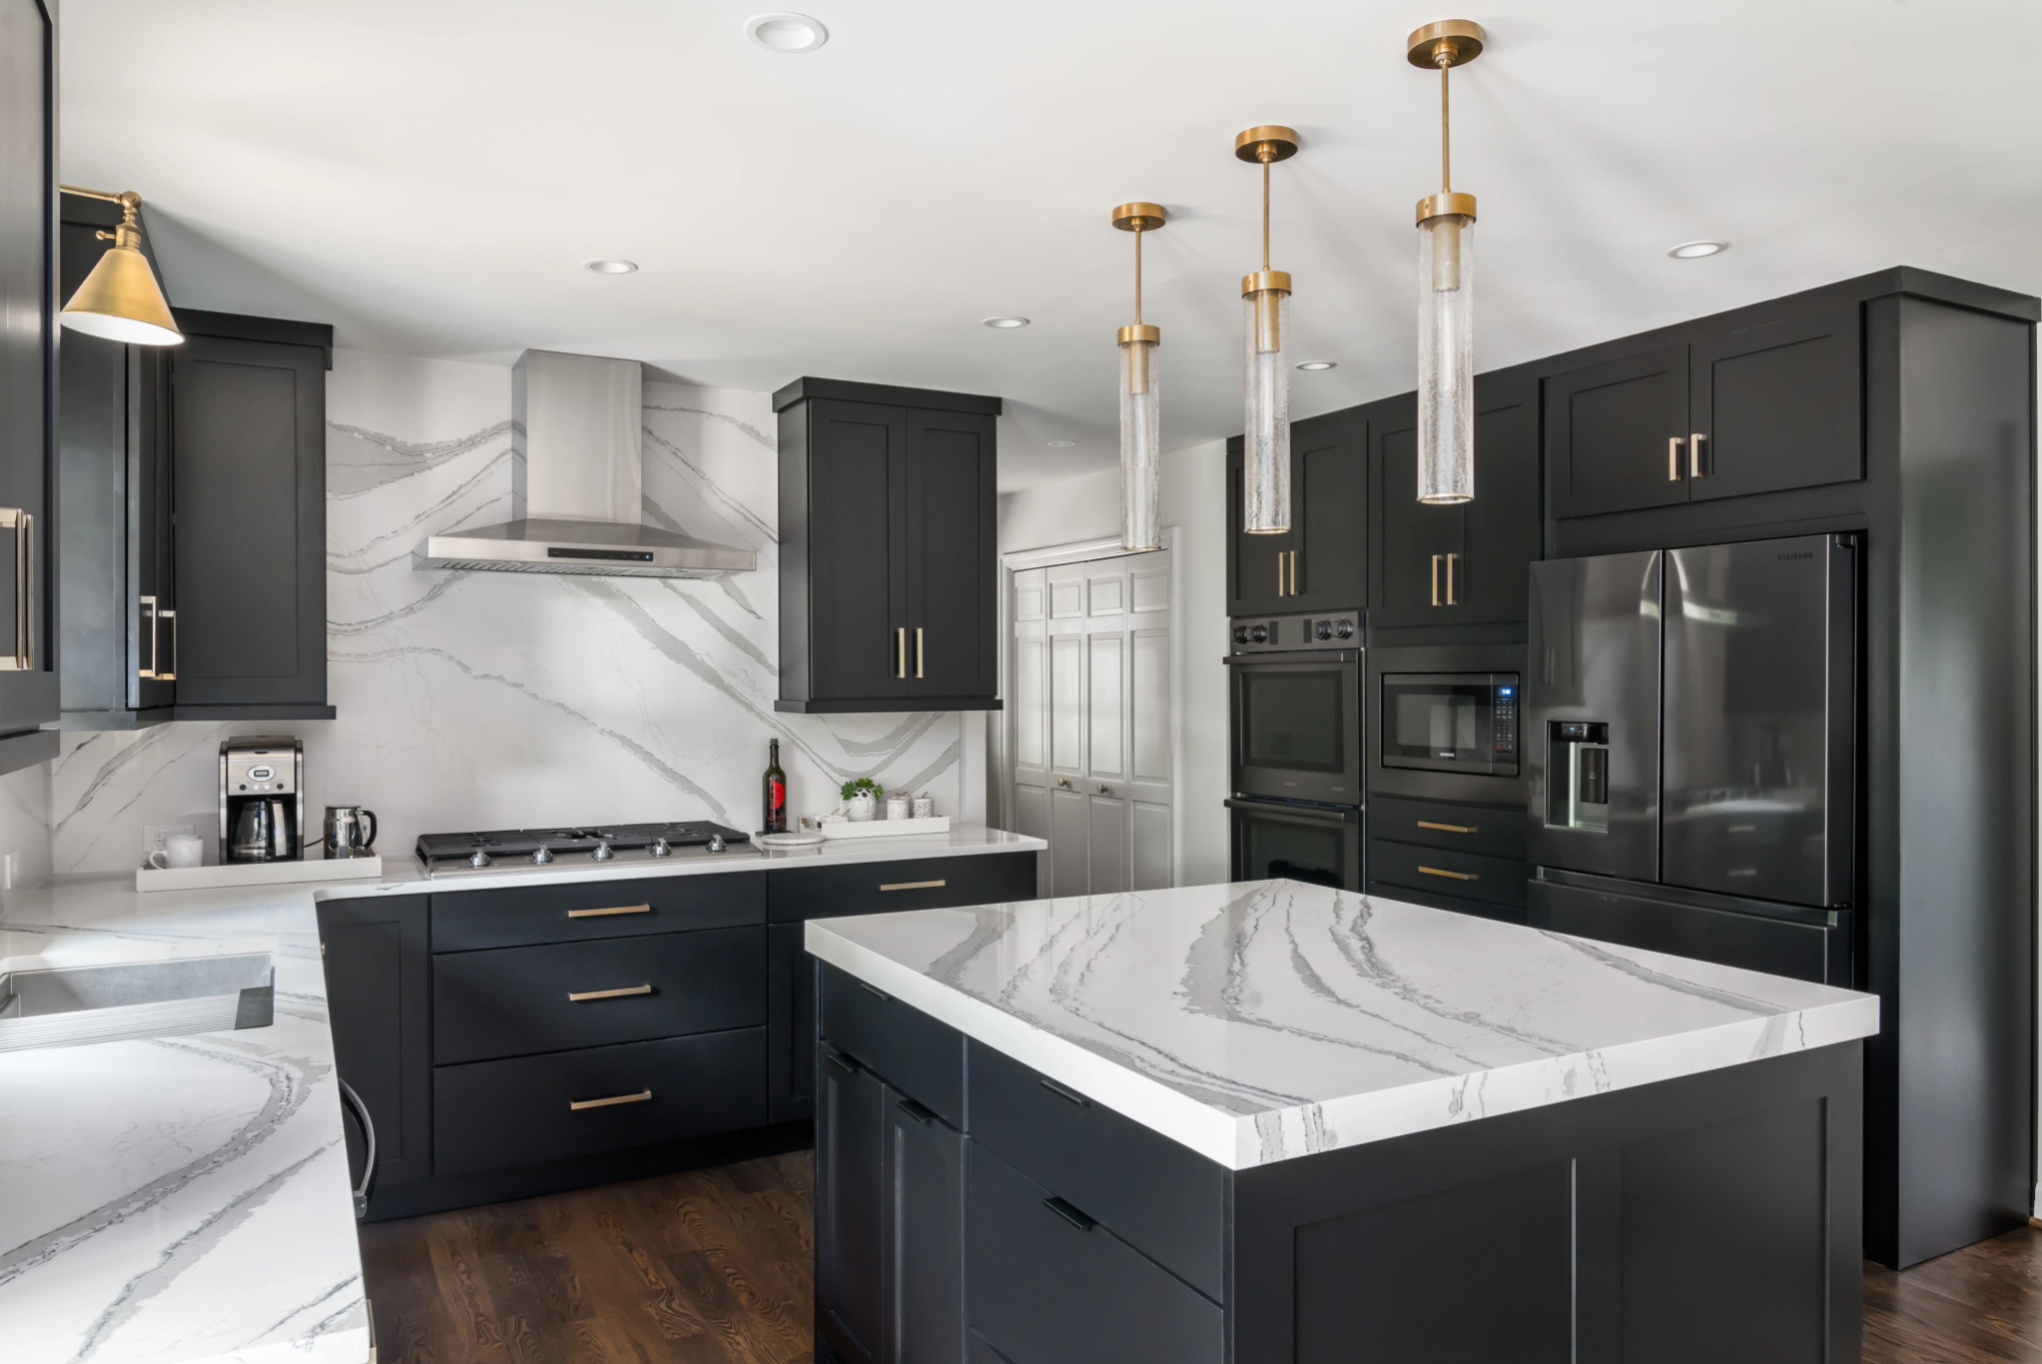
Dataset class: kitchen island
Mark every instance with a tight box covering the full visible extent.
[806,877,1880,1364]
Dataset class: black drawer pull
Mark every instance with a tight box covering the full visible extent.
[827,1051,861,1075]
[896,1098,936,1125]
[1039,1077,1091,1108]
[860,981,889,1001]
[1418,865,1479,882]
[1043,1196,1097,1232]
[1416,820,1477,834]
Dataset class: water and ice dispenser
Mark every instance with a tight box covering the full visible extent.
[1548,721,1609,834]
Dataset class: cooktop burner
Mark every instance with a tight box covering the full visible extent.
[415,820,755,876]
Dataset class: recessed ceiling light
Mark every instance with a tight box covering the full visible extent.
[584,258,638,274]
[1046,439,1076,448]
[1668,240,1729,260]
[745,12,828,52]
[982,316,1030,329]
[1296,361,1337,372]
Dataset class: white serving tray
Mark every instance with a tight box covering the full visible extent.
[818,816,950,840]
[136,855,384,893]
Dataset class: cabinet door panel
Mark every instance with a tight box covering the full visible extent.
[767,922,815,1123]
[1690,304,1862,502]
[818,1050,885,1364]
[1227,443,1292,616]
[808,399,908,699]
[906,408,997,698]
[1290,410,1367,611]
[1545,344,1690,519]
[1371,399,1463,617]
[317,896,432,1196]
[882,1088,965,1364]
[1457,373,1541,624]
[171,335,327,704]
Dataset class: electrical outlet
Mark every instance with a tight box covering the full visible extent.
[144,823,195,856]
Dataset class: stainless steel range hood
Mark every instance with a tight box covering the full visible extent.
[414,349,757,578]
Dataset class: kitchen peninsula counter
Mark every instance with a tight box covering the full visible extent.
[805,878,1880,1364]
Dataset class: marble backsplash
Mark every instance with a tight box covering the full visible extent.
[48,349,967,874]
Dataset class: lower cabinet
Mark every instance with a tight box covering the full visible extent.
[1367,795,1530,925]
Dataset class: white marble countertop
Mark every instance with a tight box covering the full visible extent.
[805,878,1881,1171]
[0,823,1040,1364]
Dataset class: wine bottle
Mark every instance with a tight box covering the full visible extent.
[763,739,788,834]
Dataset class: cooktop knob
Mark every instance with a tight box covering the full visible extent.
[1313,620,1334,640]
[1334,618,1355,639]
[707,834,726,853]
[530,845,554,865]
[591,841,614,862]
[1248,623,1269,644]
[649,837,672,858]
[467,848,492,869]
[1231,625,1249,645]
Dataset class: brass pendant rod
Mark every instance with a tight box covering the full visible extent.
[1134,224,1143,325]
[1439,56,1452,193]
[1261,151,1272,270]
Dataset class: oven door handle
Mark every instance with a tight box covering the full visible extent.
[1223,798,1358,824]
[1221,650,1359,665]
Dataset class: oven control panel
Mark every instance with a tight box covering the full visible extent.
[1230,612,1359,653]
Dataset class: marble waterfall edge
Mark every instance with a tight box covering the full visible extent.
[805,879,1881,1170]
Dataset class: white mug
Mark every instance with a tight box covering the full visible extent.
[148,834,203,870]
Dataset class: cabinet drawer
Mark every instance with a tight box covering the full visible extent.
[1370,795,1526,860]
[1368,839,1529,910]
[432,926,766,1066]
[967,1146,1223,1364]
[966,1040,1225,1302]
[430,872,764,952]
[769,851,1035,923]
[433,1028,766,1176]
[819,962,964,1129]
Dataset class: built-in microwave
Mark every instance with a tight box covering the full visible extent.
[1378,672,1520,777]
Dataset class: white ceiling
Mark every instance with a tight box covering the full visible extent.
[58,0,2042,490]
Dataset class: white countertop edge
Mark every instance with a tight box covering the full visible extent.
[313,828,1046,902]
[805,921,1245,1168]
[180,1323,369,1364]
[808,918,1882,1173]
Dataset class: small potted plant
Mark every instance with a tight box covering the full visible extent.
[840,777,883,822]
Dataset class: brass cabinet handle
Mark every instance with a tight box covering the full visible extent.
[896,627,907,678]
[915,626,924,679]
[160,609,176,680]
[570,1089,652,1111]
[0,510,31,671]
[139,595,158,678]
[1446,553,1460,606]
[1690,432,1707,478]
[1289,550,1298,596]
[1431,554,1442,606]
[880,879,946,891]
[567,984,653,1002]
[1419,865,1479,882]
[1668,436,1685,481]
[1417,820,1477,834]
[566,903,652,919]
[1276,553,1285,597]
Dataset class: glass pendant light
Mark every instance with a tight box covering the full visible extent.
[1235,126,1298,535]
[1407,21,1484,504]
[57,189,182,346]
[1112,202,1166,552]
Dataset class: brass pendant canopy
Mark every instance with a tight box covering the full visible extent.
[1114,201,1166,551]
[1409,21,1484,507]
[1237,126,1298,535]
[59,189,181,347]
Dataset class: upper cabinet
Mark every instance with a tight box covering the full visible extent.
[0,0,59,767]
[1370,371,1539,627]
[1546,302,1861,520]
[776,378,1000,713]
[1226,407,1367,617]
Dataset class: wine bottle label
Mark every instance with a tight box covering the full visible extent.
[770,779,785,810]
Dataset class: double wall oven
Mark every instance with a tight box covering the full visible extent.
[1227,610,1362,890]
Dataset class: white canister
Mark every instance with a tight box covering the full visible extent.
[848,793,876,822]
[886,795,912,821]
[912,795,935,819]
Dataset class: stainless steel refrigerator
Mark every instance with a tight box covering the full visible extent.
[1526,534,1856,983]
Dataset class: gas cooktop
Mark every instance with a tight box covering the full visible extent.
[415,820,757,877]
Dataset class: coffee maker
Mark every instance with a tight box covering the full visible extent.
[221,737,304,863]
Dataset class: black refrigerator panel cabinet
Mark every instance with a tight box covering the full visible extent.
[1526,550,1663,882]
[1661,536,1855,907]
[775,378,1001,713]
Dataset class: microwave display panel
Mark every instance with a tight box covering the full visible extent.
[1379,673,1520,777]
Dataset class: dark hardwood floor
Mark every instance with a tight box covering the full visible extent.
[361,1155,2042,1363]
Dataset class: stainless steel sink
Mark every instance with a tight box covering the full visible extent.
[0,953,274,1051]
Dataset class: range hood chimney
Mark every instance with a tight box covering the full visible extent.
[414,349,758,578]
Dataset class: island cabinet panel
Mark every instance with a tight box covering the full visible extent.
[817,1051,886,1364]
[966,1039,1226,1303]
[883,1088,966,1364]
[818,961,965,1129]
[966,1146,1224,1364]
[317,895,432,1200]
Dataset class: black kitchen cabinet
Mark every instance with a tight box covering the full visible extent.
[882,1080,966,1363]
[776,377,1001,713]
[168,311,334,717]
[0,0,59,758]
[1225,408,1367,617]
[817,1049,886,1364]
[1371,371,1540,627]
[1546,303,1860,520]
[317,895,433,1201]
